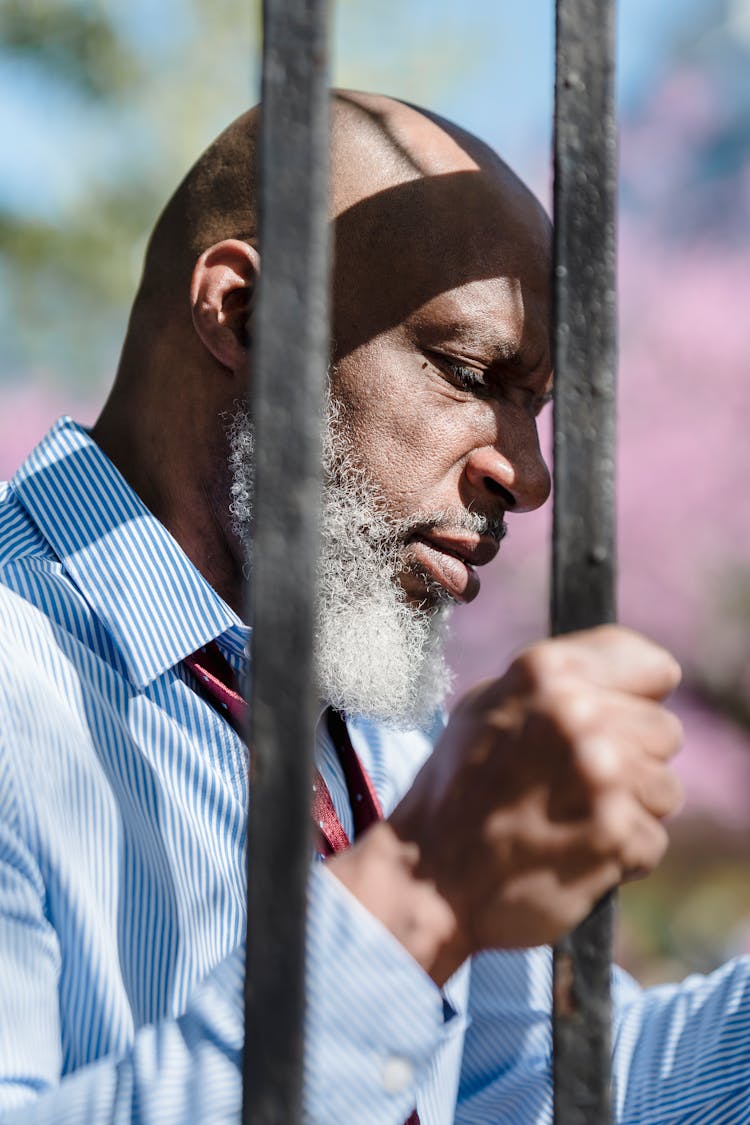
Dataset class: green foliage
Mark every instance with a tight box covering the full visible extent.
[0,189,160,387]
[0,0,261,388]
[620,824,750,984]
[0,0,143,100]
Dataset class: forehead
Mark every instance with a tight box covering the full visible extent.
[410,276,549,371]
[332,168,551,362]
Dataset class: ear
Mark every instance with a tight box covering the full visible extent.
[190,239,260,374]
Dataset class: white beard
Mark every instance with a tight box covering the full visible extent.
[225,401,493,728]
[313,403,455,728]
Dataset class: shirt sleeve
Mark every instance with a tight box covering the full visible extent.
[456,944,750,1124]
[0,810,450,1124]
[304,864,458,1124]
[612,956,750,1123]
[0,790,245,1124]
[455,946,555,1123]
[0,948,245,1123]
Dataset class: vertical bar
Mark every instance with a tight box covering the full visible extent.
[243,2,330,1122]
[551,0,617,1123]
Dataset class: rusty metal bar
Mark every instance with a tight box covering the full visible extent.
[551,0,618,1122]
[243,1,330,1122]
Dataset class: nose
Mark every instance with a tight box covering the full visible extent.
[463,420,551,514]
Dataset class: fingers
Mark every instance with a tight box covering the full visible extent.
[587,791,670,877]
[484,863,623,948]
[531,682,683,764]
[394,624,685,961]
[479,798,669,948]
[507,624,682,702]
[539,796,670,901]
[509,791,671,885]
[593,693,683,763]
[483,640,685,823]
[627,754,684,819]
[543,695,684,821]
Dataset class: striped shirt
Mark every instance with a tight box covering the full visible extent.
[0,416,748,1123]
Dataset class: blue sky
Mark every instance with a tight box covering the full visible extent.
[338,0,717,199]
[0,0,712,219]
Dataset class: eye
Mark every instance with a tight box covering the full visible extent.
[433,354,488,394]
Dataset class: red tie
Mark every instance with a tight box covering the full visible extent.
[312,707,384,854]
[183,642,247,728]
[184,643,421,1124]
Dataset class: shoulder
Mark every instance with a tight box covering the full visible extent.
[0,583,115,812]
[0,481,64,643]
[0,480,116,666]
[0,483,81,656]
[0,582,74,689]
[0,480,56,570]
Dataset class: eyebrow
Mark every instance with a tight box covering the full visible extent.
[454,332,548,376]
[433,321,518,360]
[502,342,549,374]
[414,308,550,376]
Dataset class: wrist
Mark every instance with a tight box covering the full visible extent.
[326,820,469,985]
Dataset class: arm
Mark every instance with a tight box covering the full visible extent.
[1,950,245,1124]
[613,956,750,1123]
[0,624,683,1121]
[0,799,243,1123]
[0,809,450,1124]
[456,945,750,1124]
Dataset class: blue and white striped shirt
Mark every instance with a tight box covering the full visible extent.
[0,416,748,1123]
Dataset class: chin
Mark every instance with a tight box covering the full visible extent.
[398,573,456,613]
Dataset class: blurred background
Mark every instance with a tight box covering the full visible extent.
[1,0,748,985]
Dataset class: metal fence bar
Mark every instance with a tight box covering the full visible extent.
[551,0,618,1122]
[243,1,330,1122]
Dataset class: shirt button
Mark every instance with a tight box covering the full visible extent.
[381,1056,414,1094]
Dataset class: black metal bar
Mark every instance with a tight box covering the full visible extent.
[243,1,330,1122]
[551,0,618,1122]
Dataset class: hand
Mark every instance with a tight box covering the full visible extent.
[329,625,683,984]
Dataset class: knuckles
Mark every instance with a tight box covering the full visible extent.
[507,625,624,689]
[429,628,683,953]
[527,679,601,740]
[587,796,637,861]
[658,708,685,757]
[507,642,571,693]
[508,625,682,698]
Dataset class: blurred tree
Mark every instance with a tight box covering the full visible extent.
[0,0,143,99]
[0,0,481,392]
[0,0,261,389]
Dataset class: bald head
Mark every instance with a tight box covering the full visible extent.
[133,91,549,324]
[136,104,260,308]
[329,91,535,210]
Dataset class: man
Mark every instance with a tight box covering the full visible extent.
[0,92,746,1122]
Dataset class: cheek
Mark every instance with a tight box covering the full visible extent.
[332,344,433,483]
[343,398,495,511]
[352,407,439,505]
[332,344,500,508]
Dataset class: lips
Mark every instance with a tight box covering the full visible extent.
[405,532,501,604]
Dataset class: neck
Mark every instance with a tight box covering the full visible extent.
[91,353,247,617]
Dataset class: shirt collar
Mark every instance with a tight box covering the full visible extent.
[12,417,248,688]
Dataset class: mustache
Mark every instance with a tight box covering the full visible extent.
[400,507,508,545]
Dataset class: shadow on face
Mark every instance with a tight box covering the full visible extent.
[331,168,552,365]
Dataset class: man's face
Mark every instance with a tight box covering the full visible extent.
[330,169,553,610]
[228,165,553,727]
